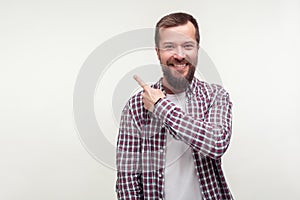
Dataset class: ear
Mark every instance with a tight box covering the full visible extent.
[155,47,161,60]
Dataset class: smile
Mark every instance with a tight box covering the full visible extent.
[168,62,189,69]
[174,63,188,68]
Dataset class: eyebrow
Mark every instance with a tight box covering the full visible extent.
[183,41,196,44]
[161,41,196,45]
[161,42,174,45]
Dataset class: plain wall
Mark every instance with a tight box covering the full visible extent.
[1,0,300,199]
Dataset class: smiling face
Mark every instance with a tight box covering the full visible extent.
[156,21,199,93]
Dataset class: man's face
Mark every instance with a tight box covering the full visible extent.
[156,21,199,92]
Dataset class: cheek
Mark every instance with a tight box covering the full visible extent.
[159,55,168,64]
[158,52,172,63]
[187,52,198,64]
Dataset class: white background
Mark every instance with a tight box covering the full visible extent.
[1,0,300,199]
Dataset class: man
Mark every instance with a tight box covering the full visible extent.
[116,12,233,200]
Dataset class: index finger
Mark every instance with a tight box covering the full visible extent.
[133,74,148,89]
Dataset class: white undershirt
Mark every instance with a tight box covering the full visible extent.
[164,92,202,200]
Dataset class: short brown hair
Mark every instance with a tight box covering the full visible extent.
[155,12,200,47]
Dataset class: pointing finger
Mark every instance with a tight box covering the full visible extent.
[133,74,148,89]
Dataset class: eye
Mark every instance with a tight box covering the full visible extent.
[162,44,175,50]
[183,43,195,50]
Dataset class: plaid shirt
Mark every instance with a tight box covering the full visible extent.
[116,77,233,200]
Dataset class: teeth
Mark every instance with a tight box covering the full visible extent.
[174,64,186,68]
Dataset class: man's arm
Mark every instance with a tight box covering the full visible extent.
[153,85,232,159]
[133,75,232,159]
[116,102,143,200]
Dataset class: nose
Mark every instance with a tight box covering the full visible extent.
[173,46,186,60]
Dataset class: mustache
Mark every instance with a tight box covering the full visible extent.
[166,58,193,66]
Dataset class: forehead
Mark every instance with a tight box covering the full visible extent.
[158,21,196,43]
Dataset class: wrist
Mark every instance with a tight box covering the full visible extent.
[154,97,163,106]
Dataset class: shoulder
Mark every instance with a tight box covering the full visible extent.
[122,79,161,120]
[126,91,144,113]
[119,91,145,128]
[192,78,230,100]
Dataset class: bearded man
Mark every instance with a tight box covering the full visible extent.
[116,12,234,200]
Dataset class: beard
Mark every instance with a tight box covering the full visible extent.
[161,57,196,92]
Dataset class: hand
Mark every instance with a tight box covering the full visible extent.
[133,75,165,112]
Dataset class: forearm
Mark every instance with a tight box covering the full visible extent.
[116,145,143,199]
[116,172,143,200]
[152,93,232,159]
[116,103,143,199]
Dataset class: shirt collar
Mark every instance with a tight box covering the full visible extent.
[153,77,197,100]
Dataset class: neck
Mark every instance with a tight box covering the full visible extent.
[162,78,185,94]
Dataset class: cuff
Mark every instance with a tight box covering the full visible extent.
[152,98,176,122]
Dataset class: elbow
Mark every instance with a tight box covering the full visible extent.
[210,142,229,159]
[204,132,231,159]
[211,128,231,159]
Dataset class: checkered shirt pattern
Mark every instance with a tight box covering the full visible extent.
[116,77,234,200]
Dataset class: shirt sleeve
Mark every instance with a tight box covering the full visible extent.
[152,85,233,159]
[116,102,143,200]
